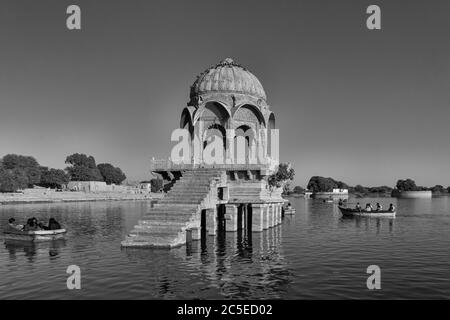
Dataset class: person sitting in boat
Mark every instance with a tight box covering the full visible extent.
[23,218,39,231]
[48,218,61,230]
[376,203,383,211]
[365,203,373,212]
[38,221,49,230]
[338,199,345,206]
[8,218,23,231]
[388,204,396,212]
[355,202,361,210]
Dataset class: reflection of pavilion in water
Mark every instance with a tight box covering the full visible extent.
[125,225,290,299]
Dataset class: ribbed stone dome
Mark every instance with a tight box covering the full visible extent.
[190,58,267,102]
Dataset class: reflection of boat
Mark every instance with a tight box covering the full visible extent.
[338,206,396,218]
[3,229,67,241]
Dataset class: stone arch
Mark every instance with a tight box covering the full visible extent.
[233,104,266,128]
[234,124,257,165]
[194,101,231,127]
[202,123,227,164]
[203,123,227,149]
[180,107,194,138]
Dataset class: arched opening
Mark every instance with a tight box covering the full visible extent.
[233,104,265,128]
[199,102,230,164]
[180,108,194,139]
[200,101,230,126]
[203,123,227,150]
[234,125,256,165]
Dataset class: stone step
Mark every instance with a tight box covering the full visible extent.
[165,191,209,195]
[144,213,196,219]
[163,196,205,200]
[122,234,185,248]
[133,224,186,233]
[138,219,188,225]
[169,185,211,191]
[129,229,182,237]
[161,199,203,204]
[153,202,199,207]
[121,170,223,248]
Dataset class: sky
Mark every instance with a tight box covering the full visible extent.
[1,0,449,187]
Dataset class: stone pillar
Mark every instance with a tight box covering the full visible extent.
[262,204,269,229]
[206,208,217,236]
[251,203,264,232]
[243,205,247,233]
[225,204,238,232]
[277,204,282,224]
[269,204,275,227]
[225,129,235,165]
[190,227,201,240]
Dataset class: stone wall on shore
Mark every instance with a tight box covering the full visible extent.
[394,190,432,199]
[0,189,163,204]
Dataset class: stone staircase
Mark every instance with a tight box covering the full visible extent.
[121,169,222,248]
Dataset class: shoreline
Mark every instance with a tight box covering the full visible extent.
[0,191,163,205]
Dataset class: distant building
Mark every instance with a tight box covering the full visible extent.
[313,188,349,199]
[67,181,133,193]
[332,188,348,194]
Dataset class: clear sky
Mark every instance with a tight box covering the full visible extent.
[1,0,449,187]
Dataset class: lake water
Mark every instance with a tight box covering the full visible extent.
[0,197,449,299]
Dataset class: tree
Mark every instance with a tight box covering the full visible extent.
[268,163,295,189]
[65,153,103,181]
[396,179,418,191]
[430,185,444,194]
[0,167,28,192]
[354,184,368,194]
[97,163,126,185]
[66,165,103,182]
[39,167,70,188]
[150,178,163,192]
[65,153,97,168]
[282,182,291,195]
[368,186,393,194]
[1,154,41,187]
[2,154,39,170]
[307,176,339,193]
[293,186,305,194]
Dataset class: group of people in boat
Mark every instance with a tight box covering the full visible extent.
[7,217,61,232]
[339,199,395,212]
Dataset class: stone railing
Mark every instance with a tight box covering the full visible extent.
[150,158,278,172]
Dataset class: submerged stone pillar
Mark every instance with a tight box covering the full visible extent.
[276,204,282,225]
[263,204,269,229]
[206,208,217,236]
[251,204,264,232]
[274,204,278,225]
[269,204,275,227]
[190,227,201,240]
[225,204,238,232]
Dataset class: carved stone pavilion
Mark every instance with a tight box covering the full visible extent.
[122,58,286,248]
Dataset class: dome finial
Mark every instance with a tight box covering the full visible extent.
[222,57,234,64]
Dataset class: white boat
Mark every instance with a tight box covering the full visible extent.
[338,206,396,218]
[3,228,67,241]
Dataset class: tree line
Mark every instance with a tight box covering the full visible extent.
[0,153,126,192]
[285,176,450,195]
